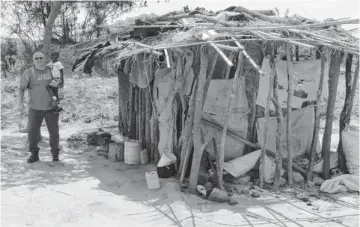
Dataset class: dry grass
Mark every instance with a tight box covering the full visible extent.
[1,74,119,130]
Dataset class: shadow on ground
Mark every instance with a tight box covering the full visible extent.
[1,127,358,227]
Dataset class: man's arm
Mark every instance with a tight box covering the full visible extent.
[18,70,29,114]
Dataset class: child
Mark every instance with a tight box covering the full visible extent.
[47,52,64,112]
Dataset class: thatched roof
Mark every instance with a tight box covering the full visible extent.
[71,5,359,73]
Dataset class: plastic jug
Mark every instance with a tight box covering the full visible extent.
[145,171,160,190]
[140,149,149,164]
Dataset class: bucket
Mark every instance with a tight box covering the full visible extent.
[157,162,176,178]
[124,140,142,164]
[145,171,161,190]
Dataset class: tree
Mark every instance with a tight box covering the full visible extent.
[43,1,63,63]
[80,1,133,40]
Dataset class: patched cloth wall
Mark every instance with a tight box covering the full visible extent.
[257,58,330,110]
[201,78,249,162]
[257,106,321,158]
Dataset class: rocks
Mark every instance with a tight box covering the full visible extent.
[61,117,70,123]
[234,185,250,194]
[96,146,108,157]
[293,172,305,183]
[280,177,287,186]
[251,191,260,198]
[233,175,251,185]
[84,118,91,123]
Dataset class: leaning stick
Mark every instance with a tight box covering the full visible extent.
[164,49,171,68]
[201,117,307,175]
[218,50,244,190]
[207,41,233,67]
[231,37,265,76]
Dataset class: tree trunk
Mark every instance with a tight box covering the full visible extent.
[188,48,209,193]
[286,44,294,186]
[260,43,275,188]
[337,57,359,172]
[322,50,344,180]
[43,1,63,63]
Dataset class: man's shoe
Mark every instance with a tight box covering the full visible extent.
[27,154,39,163]
[52,155,59,162]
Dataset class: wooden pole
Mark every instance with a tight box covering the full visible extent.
[321,50,344,180]
[127,84,134,139]
[260,44,275,188]
[178,49,200,177]
[139,88,145,149]
[134,85,139,140]
[212,138,220,188]
[270,48,284,190]
[286,43,294,186]
[337,56,359,172]
[189,48,210,192]
[307,47,326,182]
[218,50,244,190]
[145,87,152,161]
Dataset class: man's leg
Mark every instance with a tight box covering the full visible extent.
[44,109,60,161]
[28,108,44,163]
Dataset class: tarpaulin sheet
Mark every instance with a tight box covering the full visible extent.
[257,58,329,110]
[257,106,320,158]
[200,78,249,161]
[129,54,154,88]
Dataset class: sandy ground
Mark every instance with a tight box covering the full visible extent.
[1,122,359,227]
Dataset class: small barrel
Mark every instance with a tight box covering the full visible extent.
[124,140,142,164]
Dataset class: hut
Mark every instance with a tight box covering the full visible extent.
[71,6,359,193]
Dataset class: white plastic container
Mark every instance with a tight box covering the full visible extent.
[145,171,161,190]
[140,149,149,164]
[124,140,141,164]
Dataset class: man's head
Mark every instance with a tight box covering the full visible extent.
[51,52,59,62]
[33,52,46,69]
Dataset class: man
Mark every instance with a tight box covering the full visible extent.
[18,51,61,163]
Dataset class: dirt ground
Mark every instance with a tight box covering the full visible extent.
[1,121,359,227]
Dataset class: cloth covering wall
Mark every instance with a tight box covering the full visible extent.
[257,58,330,110]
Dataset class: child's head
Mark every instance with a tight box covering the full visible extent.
[51,52,59,62]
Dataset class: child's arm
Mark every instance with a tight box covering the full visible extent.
[59,68,64,88]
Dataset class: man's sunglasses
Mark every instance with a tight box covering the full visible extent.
[34,57,43,60]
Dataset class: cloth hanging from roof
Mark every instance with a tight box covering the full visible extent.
[154,51,190,156]
[129,54,154,88]
[257,58,329,110]
[199,78,249,161]
[256,106,320,158]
